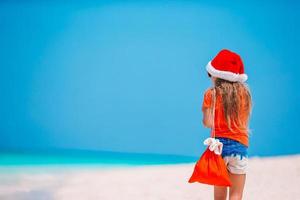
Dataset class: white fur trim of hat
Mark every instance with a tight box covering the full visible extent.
[206,61,248,83]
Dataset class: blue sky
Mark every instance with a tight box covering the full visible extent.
[0,1,299,157]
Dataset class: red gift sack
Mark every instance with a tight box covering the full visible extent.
[188,148,231,186]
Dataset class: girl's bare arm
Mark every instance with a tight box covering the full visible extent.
[202,108,213,128]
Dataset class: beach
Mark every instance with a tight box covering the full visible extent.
[0,154,299,200]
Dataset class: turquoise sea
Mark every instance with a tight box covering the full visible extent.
[0,149,197,173]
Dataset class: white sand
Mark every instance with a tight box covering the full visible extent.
[0,155,299,200]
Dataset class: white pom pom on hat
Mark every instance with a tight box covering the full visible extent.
[206,49,248,83]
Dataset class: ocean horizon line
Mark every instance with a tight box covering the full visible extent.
[1,147,299,167]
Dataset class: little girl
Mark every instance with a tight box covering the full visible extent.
[202,49,252,200]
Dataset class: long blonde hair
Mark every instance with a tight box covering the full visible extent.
[214,78,253,134]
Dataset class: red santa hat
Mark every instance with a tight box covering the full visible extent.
[206,49,248,82]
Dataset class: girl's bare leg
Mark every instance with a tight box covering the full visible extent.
[228,172,246,200]
[214,186,228,200]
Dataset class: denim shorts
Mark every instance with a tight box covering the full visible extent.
[215,137,249,174]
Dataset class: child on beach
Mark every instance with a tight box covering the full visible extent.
[202,49,252,200]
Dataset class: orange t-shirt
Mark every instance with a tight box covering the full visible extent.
[202,88,249,147]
